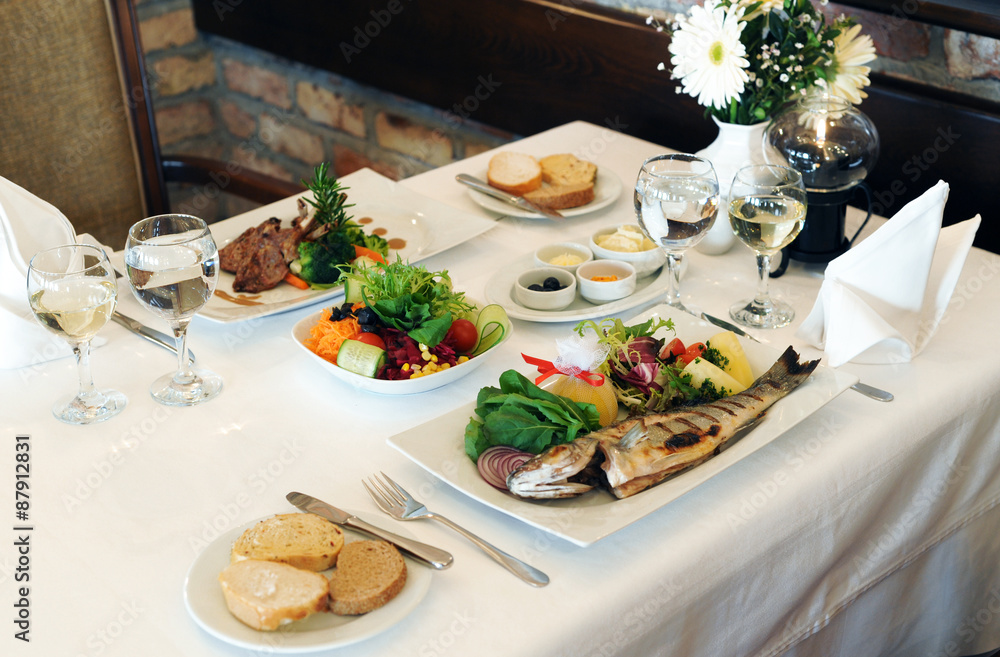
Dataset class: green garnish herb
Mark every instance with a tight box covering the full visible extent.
[302,162,354,229]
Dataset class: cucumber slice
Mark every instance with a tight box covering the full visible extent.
[342,257,378,304]
[336,339,386,378]
[471,304,510,356]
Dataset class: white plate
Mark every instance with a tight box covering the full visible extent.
[465,167,622,219]
[291,310,511,395]
[184,513,432,653]
[388,304,858,547]
[484,249,679,323]
[196,168,496,323]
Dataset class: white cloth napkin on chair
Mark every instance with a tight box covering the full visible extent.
[796,180,981,367]
[0,175,85,369]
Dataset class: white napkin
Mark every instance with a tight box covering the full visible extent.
[797,180,981,367]
[0,175,86,369]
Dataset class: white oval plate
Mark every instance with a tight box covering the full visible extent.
[465,168,623,219]
[184,513,432,653]
[291,310,511,395]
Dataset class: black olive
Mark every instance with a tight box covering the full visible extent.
[543,277,563,291]
[360,324,378,333]
[356,306,378,325]
[328,307,343,321]
[341,302,355,314]
[528,284,544,291]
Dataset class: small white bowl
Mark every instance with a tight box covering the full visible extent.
[533,242,593,273]
[575,260,637,304]
[513,267,577,311]
[589,224,666,278]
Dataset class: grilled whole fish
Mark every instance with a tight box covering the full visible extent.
[506,346,820,500]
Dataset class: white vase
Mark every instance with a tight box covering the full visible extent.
[694,116,768,255]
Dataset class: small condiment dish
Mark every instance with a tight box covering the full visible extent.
[589,224,666,278]
[513,267,577,311]
[533,242,593,274]
[576,260,637,304]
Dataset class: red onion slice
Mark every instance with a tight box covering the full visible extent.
[477,446,534,490]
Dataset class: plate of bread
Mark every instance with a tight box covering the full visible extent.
[184,512,431,652]
[469,152,622,218]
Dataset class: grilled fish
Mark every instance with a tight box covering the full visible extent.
[506,346,820,500]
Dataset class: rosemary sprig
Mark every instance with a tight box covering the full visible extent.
[302,162,354,228]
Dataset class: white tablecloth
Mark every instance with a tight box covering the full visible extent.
[3,121,999,657]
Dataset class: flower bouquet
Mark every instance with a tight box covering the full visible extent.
[661,0,876,124]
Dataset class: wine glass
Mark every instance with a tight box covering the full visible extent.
[728,165,808,329]
[125,214,222,406]
[27,244,127,424]
[634,154,720,311]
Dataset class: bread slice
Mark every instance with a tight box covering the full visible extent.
[487,152,542,195]
[328,540,407,616]
[538,154,598,186]
[524,181,596,209]
[231,513,345,572]
[218,560,329,631]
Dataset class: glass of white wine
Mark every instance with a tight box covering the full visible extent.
[125,214,222,406]
[27,244,127,424]
[728,165,808,329]
[634,153,720,311]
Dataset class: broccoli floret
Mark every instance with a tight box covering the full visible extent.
[342,225,389,258]
[296,239,355,285]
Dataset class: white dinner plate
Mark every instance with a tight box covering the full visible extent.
[484,249,681,323]
[291,310,511,395]
[184,513,432,653]
[195,168,496,323]
[465,165,622,219]
[388,304,859,547]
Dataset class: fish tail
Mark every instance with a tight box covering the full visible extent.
[753,346,820,392]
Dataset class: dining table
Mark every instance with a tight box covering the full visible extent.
[3,120,1000,657]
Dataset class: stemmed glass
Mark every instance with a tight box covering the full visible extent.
[27,244,127,424]
[125,214,222,406]
[728,165,808,329]
[634,154,720,311]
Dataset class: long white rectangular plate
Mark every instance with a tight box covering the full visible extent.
[388,304,858,547]
[195,168,497,323]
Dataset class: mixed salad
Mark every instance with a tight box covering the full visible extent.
[304,258,509,380]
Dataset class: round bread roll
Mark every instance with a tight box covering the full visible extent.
[230,513,345,572]
[487,152,543,195]
[328,540,407,616]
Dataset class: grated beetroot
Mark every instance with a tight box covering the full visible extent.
[378,328,461,380]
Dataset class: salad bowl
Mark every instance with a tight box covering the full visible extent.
[291,310,512,395]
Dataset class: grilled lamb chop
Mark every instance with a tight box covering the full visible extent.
[219,208,316,293]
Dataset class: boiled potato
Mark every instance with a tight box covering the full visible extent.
[683,357,747,395]
[707,331,754,388]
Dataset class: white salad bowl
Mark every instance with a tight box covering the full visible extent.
[291,310,511,395]
[576,260,637,304]
[589,224,666,278]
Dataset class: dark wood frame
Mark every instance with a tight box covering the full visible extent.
[192,0,999,251]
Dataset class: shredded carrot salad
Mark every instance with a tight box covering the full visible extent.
[305,304,364,363]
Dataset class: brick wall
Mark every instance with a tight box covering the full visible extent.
[133,0,1000,217]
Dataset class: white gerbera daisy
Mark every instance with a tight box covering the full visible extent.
[828,24,876,104]
[668,0,750,110]
[736,0,783,21]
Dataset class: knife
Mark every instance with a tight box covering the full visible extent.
[286,492,454,570]
[455,173,565,220]
[699,311,894,402]
[111,311,195,364]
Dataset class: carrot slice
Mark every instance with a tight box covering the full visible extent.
[353,245,387,264]
[284,272,310,289]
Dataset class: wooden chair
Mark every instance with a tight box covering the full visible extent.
[0,0,303,248]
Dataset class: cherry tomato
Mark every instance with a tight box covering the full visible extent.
[355,332,386,350]
[675,342,706,367]
[446,318,478,353]
[659,338,686,361]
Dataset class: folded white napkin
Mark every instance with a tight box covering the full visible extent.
[797,180,981,367]
[0,176,87,369]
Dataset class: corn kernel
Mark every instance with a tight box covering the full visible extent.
[430,354,438,363]
[411,363,421,372]
[402,363,410,372]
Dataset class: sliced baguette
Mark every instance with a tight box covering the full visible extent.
[231,513,345,572]
[218,560,329,631]
[524,181,596,209]
[328,540,407,616]
[538,154,597,186]
[487,152,542,195]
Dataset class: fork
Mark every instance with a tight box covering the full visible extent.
[364,472,549,587]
